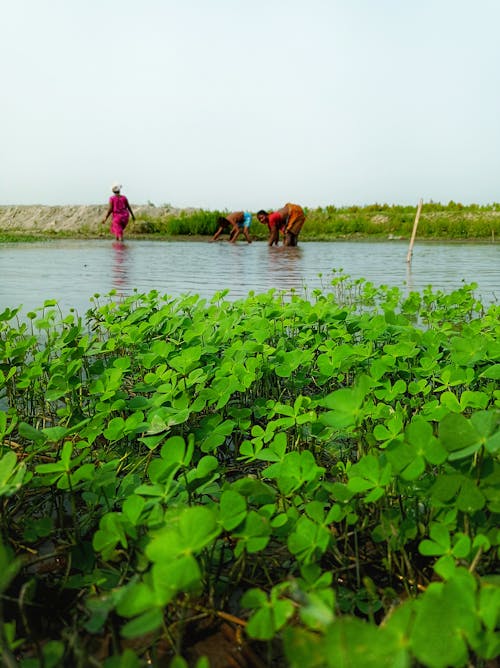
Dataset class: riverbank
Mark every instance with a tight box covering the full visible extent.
[1,202,499,241]
[0,204,177,235]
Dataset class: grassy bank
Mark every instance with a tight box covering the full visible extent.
[1,202,500,242]
[132,202,500,241]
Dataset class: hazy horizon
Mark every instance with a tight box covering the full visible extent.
[3,0,500,211]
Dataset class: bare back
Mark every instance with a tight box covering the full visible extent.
[226,211,245,225]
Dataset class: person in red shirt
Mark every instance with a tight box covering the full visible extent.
[257,203,305,246]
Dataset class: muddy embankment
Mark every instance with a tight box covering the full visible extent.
[0,205,179,235]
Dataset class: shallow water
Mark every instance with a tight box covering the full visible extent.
[0,239,498,315]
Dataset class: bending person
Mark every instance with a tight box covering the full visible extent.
[257,203,305,246]
[211,211,252,243]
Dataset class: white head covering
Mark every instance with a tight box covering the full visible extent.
[111,183,122,193]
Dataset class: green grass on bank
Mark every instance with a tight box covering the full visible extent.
[304,201,500,240]
[2,201,500,242]
[133,202,500,241]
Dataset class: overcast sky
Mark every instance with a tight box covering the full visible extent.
[2,0,500,210]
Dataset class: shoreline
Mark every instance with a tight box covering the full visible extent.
[1,204,498,243]
[1,233,497,245]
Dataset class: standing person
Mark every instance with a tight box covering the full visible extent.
[257,203,305,247]
[211,211,252,243]
[101,183,135,241]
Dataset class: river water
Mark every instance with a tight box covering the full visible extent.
[0,239,498,315]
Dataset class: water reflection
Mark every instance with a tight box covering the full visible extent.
[266,246,304,294]
[111,241,129,293]
[405,262,414,294]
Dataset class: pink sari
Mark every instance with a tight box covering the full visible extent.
[109,195,130,237]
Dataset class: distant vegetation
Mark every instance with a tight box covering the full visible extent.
[1,201,499,242]
[133,201,500,241]
[133,208,224,237]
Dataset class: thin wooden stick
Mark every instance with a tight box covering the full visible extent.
[406,198,423,264]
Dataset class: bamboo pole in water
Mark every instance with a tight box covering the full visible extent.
[406,198,423,264]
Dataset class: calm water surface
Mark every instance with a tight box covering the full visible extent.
[1,239,498,315]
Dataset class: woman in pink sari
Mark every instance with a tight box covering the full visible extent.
[102,183,135,241]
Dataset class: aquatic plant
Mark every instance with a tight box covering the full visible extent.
[0,275,499,666]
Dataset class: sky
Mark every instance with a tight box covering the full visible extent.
[2,0,500,210]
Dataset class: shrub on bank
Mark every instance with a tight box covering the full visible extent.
[133,202,500,240]
[301,203,500,239]
[1,202,499,241]
[135,209,224,236]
